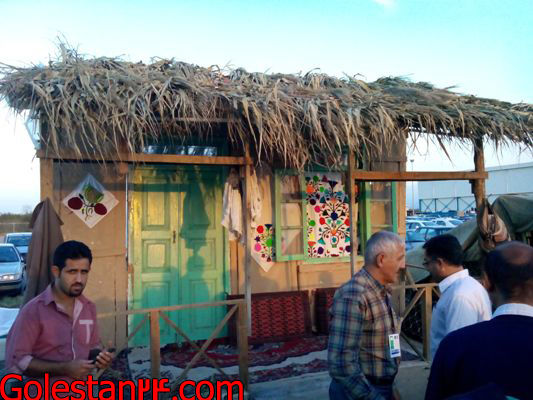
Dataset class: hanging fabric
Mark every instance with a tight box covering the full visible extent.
[221,168,243,241]
[249,167,262,229]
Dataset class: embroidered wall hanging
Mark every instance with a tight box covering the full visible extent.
[252,224,275,272]
[305,172,351,258]
[63,174,119,228]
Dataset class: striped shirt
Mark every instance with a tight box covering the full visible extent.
[328,268,400,399]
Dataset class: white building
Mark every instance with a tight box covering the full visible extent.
[418,162,533,213]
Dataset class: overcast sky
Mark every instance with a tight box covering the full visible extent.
[1,0,532,212]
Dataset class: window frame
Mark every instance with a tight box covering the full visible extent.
[274,169,397,263]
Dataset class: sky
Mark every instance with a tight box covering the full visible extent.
[1,0,532,212]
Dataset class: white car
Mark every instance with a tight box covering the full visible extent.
[406,220,438,231]
[431,218,462,228]
[0,243,26,294]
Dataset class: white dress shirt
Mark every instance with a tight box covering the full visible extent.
[430,269,492,358]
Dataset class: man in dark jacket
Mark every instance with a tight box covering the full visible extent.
[425,241,533,400]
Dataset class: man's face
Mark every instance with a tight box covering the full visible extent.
[423,251,443,282]
[378,243,406,284]
[53,258,91,297]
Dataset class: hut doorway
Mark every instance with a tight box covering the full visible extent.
[130,164,227,345]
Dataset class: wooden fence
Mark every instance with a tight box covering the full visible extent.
[97,299,249,397]
[394,266,440,361]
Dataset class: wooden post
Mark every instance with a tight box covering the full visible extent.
[347,150,357,276]
[236,301,249,390]
[472,138,486,212]
[242,145,252,334]
[399,270,406,317]
[421,287,433,360]
[149,311,161,379]
[40,158,53,201]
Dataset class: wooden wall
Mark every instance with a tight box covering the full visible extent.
[41,160,129,349]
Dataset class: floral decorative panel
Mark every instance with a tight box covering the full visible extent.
[305,173,350,258]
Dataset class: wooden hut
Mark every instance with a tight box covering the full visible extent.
[1,49,531,357]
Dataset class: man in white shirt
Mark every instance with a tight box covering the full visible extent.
[422,234,491,358]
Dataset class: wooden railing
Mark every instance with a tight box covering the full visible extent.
[97,299,249,395]
[393,267,440,361]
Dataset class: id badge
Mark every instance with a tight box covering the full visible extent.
[389,334,401,358]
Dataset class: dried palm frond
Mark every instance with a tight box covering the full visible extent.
[0,47,531,169]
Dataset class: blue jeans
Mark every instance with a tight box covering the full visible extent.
[329,378,393,400]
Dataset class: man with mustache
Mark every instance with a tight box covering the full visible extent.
[328,231,406,400]
[5,240,113,397]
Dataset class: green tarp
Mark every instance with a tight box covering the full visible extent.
[406,194,533,282]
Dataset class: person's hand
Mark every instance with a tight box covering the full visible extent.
[94,342,115,370]
[64,359,94,380]
[94,349,114,369]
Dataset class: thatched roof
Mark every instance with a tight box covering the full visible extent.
[1,48,531,167]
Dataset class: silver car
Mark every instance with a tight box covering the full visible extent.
[0,243,26,294]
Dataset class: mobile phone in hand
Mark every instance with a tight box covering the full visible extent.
[88,348,100,364]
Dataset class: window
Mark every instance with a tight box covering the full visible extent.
[274,170,397,263]
[358,181,398,254]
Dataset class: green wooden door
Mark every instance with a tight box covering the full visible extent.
[131,165,226,345]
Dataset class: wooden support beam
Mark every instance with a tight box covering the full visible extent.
[351,170,488,182]
[39,158,53,201]
[36,149,252,166]
[242,145,253,334]
[347,151,357,276]
[472,138,486,211]
[97,298,246,318]
[421,287,433,360]
[237,301,250,390]
[149,311,161,379]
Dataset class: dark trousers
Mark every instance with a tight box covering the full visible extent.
[329,378,393,400]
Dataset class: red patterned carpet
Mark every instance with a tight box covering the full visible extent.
[160,335,329,369]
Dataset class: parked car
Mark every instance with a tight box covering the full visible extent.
[4,232,32,262]
[406,230,426,251]
[0,243,26,294]
[431,218,462,228]
[406,220,437,231]
[415,226,453,241]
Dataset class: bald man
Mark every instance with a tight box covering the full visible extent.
[425,241,533,400]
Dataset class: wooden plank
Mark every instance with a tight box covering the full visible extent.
[400,332,425,361]
[94,314,149,380]
[391,283,438,290]
[175,305,238,383]
[347,151,357,276]
[242,144,253,333]
[401,288,425,321]
[39,158,53,201]
[351,170,488,182]
[237,301,250,390]
[36,149,252,166]
[97,298,245,318]
[149,311,161,379]
[422,287,433,360]
[472,138,486,211]
[159,311,229,379]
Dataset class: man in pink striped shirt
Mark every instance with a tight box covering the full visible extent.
[5,240,113,396]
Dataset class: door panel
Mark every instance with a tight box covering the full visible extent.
[179,168,225,340]
[131,165,225,345]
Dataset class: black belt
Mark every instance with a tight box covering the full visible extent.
[366,376,395,386]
